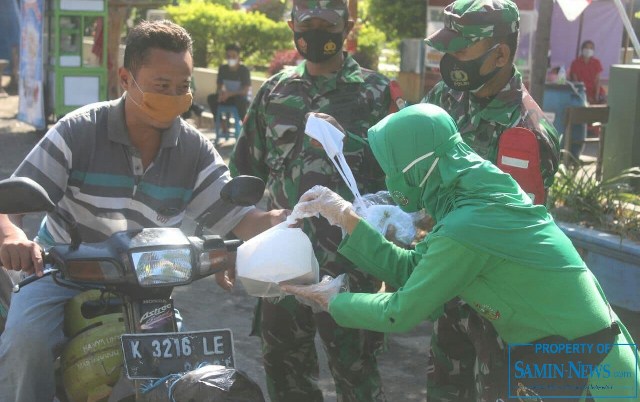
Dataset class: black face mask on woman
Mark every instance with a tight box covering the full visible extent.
[439,43,500,92]
[294,29,344,63]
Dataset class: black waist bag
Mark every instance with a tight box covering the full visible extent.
[507,323,620,401]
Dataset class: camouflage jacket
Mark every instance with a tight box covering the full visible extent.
[423,68,560,188]
[230,55,391,283]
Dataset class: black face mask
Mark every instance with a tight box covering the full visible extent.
[294,29,344,63]
[439,44,500,92]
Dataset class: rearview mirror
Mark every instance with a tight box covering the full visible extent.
[0,177,56,214]
[220,175,265,207]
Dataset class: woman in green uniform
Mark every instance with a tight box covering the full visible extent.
[282,103,639,400]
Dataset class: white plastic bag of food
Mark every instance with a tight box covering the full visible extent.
[360,204,416,246]
[353,191,418,247]
[236,222,319,297]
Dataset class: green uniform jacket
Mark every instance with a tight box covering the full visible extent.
[330,219,639,398]
[333,219,605,341]
[424,69,561,189]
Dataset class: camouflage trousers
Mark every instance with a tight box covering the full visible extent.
[254,295,387,402]
[427,298,509,402]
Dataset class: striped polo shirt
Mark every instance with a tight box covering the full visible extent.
[12,96,252,244]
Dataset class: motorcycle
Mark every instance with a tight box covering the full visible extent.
[0,175,267,402]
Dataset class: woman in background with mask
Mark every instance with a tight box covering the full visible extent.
[570,40,607,104]
[283,104,639,401]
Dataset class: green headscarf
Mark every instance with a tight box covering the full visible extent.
[367,103,583,268]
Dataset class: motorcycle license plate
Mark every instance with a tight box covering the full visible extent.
[121,329,235,379]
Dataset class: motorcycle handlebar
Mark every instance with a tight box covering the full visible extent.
[223,239,243,252]
[12,235,244,292]
[12,267,58,293]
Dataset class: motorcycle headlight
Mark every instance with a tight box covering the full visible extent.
[130,247,193,286]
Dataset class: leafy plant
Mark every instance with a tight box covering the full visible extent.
[165,3,290,68]
[367,0,426,42]
[178,0,236,7]
[548,161,640,242]
[268,48,303,75]
[352,22,386,71]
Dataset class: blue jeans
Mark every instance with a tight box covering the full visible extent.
[0,275,81,402]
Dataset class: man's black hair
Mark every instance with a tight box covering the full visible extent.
[124,20,192,75]
[225,43,241,53]
[581,40,595,50]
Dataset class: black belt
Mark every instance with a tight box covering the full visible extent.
[574,321,620,345]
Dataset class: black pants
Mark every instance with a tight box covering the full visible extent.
[207,93,249,120]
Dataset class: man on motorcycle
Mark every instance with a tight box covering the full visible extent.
[0,20,286,402]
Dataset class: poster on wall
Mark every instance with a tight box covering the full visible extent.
[18,0,46,130]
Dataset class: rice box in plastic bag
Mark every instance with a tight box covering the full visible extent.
[236,222,319,297]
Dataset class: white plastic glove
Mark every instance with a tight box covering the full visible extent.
[279,273,349,313]
[292,185,353,229]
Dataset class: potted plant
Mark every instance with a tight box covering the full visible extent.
[547,163,640,312]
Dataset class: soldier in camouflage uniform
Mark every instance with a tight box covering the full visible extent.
[229,1,392,401]
[421,0,561,401]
